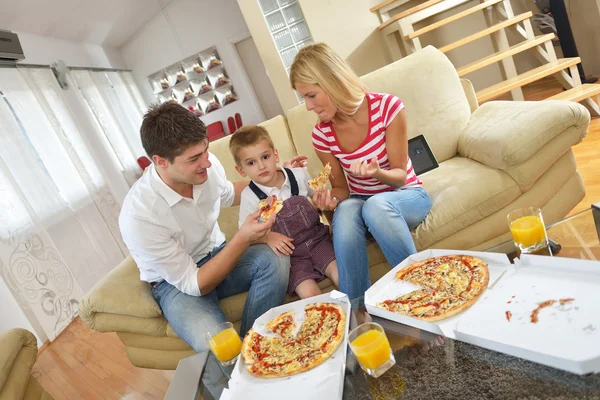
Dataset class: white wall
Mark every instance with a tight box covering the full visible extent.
[119,0,265,127]
[16,31,127,69]
[300,0,391,77]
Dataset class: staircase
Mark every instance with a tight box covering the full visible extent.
[370,0,600,116]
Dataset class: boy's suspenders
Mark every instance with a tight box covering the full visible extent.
[248,168,299,200]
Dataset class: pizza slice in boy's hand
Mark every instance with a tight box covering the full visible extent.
[258,195,283,222]
[308,162,332,191]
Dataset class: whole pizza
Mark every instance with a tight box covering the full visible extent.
[241,302,346,378]
[377,255,489,321]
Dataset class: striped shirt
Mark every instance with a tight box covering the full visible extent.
[311,92,422,195]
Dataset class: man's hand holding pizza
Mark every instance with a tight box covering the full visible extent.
[237,209,276,244]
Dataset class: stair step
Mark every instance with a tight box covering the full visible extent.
[439,12,533,53]
[544,84,600,102]
[476,58,581,103]
[379,0,444,30]
[371,0,415,13]
[407,0,503,40]
[457,34,555,77]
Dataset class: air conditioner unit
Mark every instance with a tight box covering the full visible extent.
[0,30,25,62]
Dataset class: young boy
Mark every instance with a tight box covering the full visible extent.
[229,125,339,299]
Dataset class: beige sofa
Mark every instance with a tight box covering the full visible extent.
[0,329,53,400]
[79,46,589,370]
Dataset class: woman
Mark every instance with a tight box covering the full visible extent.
[289,43,432,317]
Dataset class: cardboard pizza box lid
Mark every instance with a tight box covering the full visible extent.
[454,254,600,375]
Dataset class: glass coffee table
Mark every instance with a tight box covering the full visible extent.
[167,209,600,400]
[485,208,600,261]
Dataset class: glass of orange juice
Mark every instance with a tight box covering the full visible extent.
[507,207,548,254]
[206,322,242,366]
[348,322,395,378]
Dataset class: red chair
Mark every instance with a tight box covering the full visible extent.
[137,156,151,170]
[235,113,243,130]
[207,121,226,142]
[227,117,236,134]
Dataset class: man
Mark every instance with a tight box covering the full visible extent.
[119,102,301,355]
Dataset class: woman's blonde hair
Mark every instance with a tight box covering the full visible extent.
[290,43,367,118]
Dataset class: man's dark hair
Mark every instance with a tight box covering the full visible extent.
[140,102,207,162]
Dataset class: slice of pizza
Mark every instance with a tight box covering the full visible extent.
[265,310,296,340]
[308,163,332,190]
[258,195,283,222]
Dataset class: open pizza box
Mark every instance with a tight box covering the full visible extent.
[365,249,514,339]
[365,249,600,375]
[453,254,600,375]
[224,290,351,400]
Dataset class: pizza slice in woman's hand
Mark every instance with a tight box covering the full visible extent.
[308,163,332,191]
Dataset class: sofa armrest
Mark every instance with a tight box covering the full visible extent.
[79,256,163,333]
[458,100,590,191]
[0,329,37,398]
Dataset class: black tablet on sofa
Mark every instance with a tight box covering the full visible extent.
[408,134,438,176]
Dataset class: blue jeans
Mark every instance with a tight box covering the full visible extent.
[332,187,431,309]
[151,243,290,352]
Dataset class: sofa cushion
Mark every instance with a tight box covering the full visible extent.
[79,256,162,329]
[0,329,37,399]
[458,101,589,191]
[414,157,520,250]
[285,105,322,178]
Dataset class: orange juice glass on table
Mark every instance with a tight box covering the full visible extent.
[348,322,395,378]
[507,207,548,254]
[206,322,242,366]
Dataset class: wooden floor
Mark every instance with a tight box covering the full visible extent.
[34,80,600,400]
[32,318,175,400]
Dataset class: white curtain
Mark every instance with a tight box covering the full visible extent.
[71,70,143,186]
[0,67,146,342]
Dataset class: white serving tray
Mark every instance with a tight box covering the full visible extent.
[454,254,600,375]
[225,291,351,400]
[365,249,513,338]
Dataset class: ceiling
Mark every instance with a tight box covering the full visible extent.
[0,0,175,48]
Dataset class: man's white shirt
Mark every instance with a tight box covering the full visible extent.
[238,166,314,228]
[119,152,235,296]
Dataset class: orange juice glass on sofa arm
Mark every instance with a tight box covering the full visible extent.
[508,207,548,254]
[349,322,395,378]
[206,322,242,366]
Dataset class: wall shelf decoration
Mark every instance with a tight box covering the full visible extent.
[147,46,238,116]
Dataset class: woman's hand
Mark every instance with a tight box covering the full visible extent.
[283,155,308,168]
[312,188,339,212]
[349,158,379,178]
[266,232,295,257]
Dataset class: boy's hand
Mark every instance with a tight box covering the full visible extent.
[283,155,308,168]
[237,210,275,243]
[266,232,295,257]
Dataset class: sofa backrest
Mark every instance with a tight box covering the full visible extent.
[210,115,298,240]
[287,45,471,167]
